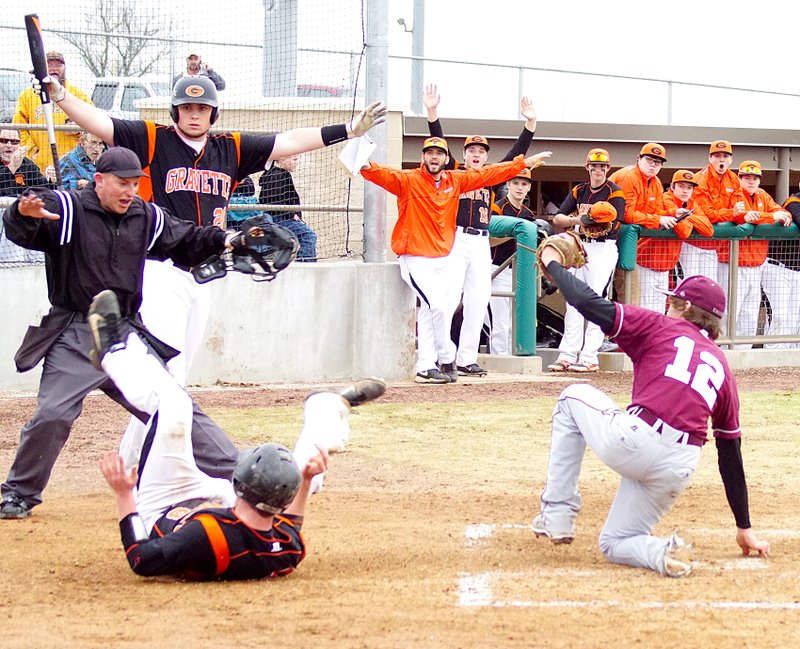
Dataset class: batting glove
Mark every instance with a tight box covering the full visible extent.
[30,73,65,102]
[349,101,388,137]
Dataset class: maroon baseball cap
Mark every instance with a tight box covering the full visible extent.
[655,275,725,317]
[95,147,148,178]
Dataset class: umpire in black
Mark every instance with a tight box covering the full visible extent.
[1,147,239,519]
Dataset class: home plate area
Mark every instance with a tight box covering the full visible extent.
[457,523,800,610]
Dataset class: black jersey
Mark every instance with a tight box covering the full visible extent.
[121,502,306,580]
[112,119,276,228]
[556,180,626,241]
[491,198,535,267]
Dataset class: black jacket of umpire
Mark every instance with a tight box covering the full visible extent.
[3,184,227,370]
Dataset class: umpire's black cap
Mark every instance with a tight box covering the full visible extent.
[95,147,148,178]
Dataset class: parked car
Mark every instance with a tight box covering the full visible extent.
[91,77,171,120]
[0,68,29,123]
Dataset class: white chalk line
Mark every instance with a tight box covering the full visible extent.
[457,572,800,610]
[464,523,800,547]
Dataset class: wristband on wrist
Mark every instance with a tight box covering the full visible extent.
[321,124,349,146]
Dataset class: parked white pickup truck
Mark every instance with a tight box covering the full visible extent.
[90,77,171,120]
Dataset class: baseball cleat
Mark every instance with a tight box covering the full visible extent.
[338,378,387,407]
[662,531,694,578]
[568,361,599,373]
[87,290,129,368]
[531,514,575,545]
[547,359,571,373]
[439,361,458,383]
[0,494,31,520]
[457,363,488,377]
[415,368,450,384]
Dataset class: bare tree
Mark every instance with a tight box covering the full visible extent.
[62,0,173,77]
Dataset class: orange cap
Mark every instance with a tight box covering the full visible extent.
[581,201,617,225]
[511,168,532,181]
[738,160,762,176]
[639,142,667,162]
[422,136,449,154]
[586,148,611,165]
[671,170,699,186]
[463,135,490,151]
[709,140,733,155]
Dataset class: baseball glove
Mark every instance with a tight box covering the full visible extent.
[536,231,588,279]
[579,219,613,239]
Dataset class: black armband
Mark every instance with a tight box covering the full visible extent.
[321,124,349,146]
[120,513,149,547]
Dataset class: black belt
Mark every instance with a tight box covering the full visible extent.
[458,226,489,237]
[580,235,615,243]
[627,406,704,447]
[767,258,800,271]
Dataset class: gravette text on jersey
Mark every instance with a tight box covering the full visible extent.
[164,167,232,198]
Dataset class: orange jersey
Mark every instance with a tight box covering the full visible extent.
[361,156,527,257]
[718,188,783,266]
[637,192,713,271]
[608,165,666,228]
[690,166,745,253]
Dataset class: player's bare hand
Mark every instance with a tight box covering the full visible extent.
[520,96,537,126]
[732,200,746,217]
[17,193,60,221]
[660,215,678,229]
[350,101,387,137]
[423,84,440,113]
[773,210,792,226]
[99,452,138,494]
[301,444,329,480]
[743,211,760,223]
[526,150,552,169]
[736,527,770,558]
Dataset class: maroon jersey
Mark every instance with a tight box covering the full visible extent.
[111,118,276,228]
[610,304,740,441]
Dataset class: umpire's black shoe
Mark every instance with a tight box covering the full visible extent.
[439,362,458,383]
[87,290,129,368]
[457,363,488,377]
[338,378,387,407]
[0,494,31,520]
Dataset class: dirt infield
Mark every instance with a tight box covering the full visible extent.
[1,368,798,648]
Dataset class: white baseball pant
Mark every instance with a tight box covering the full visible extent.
[119,259,212,468]
[557,240,618,366]
[398,253,458,373]
[487,265,513,355]
[637,265,669,314]
[678,243,718,283]
[538,383,700,575]
[718,262,764,349]
[761,260,800,348]
[449,229,492,367]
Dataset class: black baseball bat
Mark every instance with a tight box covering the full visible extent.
[24,13,63,188]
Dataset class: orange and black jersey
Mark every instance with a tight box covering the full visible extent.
[427,118,534,230]
[111,118,276,229]
[120,506,306,581]
[491,198,535,267]
[557,181,626,241]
